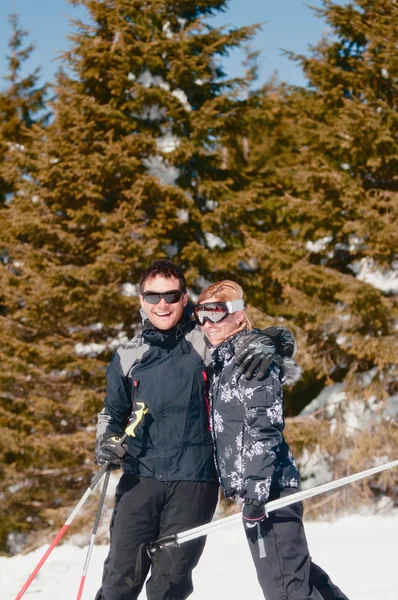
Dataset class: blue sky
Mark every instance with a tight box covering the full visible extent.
[0,0,343,89]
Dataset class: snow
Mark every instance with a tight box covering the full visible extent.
[8,142,26,152]
[143,155,180,185]
[306,236,332,253]
[353,257,398,294]
[299,376,398,431]
[162,21,173,39]
[136,68,192,112]
[204,232,226,250]
[74,331,129,356]
[2,512,398,600]
[88,323,104,332]
[137,69,170,91]
[205,198,218,210]
[300,383,346,417]
[303,236,397,295]
[108,331,129,351]
[163,242,179,258]
[297,381,398,491]
[299,446,333,488]
[137,105,166,121]
[155,130,180,153]
[120,282,140,297]
[239,258,258,272]
[75,342,107,357]
[196,275,212,291]
[176,209,189,223]
[171,89,192,112]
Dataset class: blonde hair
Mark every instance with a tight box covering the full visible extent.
[197,280,252,337]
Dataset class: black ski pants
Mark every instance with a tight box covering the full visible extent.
[95,475,218,600]
[245,488,349,600]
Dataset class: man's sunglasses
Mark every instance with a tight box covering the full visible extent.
[142,290,184,305]
[194,299,245,325]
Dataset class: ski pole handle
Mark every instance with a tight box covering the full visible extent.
[125,401,148,437]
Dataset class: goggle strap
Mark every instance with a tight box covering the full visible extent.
[225,299,245,313]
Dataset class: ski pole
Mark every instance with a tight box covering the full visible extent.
[15,402,148,600]
[14,460,110,600]
[149,458,398,551]
[76,469,111,600]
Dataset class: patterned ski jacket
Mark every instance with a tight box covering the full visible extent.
[210,330,301,504]
[96,308,217,483]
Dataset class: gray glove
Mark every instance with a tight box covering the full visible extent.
[235,326,297,380]
[235,333,276,379]
[262,326,296,358]
[95,433,127,470]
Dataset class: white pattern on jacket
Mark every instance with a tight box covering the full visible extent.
[210,330,300,503]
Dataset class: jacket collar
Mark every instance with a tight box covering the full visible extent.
[141,305,196,349]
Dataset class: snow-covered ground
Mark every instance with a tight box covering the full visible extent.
[2,513,397,600]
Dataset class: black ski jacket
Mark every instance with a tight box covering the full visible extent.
[97,309,217,483]
[210,330,301,503]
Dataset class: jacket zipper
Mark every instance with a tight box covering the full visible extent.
[202,369,211,431]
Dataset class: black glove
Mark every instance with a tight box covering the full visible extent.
[242,499,268,525]
[95,433,128,470]
[235,332,276,379]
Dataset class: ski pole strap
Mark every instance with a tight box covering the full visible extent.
[90,458,115,490]
[125,537,178,588]
[151,459,398,548]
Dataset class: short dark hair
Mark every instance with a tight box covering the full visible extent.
[140,260,187,293]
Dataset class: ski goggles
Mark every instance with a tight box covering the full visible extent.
[142,289,184,304]
[194,299,245,325]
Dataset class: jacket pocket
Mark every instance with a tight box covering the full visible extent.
[242,376,281,410]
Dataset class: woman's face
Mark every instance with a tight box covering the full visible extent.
[199,295,244,347]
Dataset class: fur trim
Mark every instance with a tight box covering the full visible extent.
[282,357,302,385]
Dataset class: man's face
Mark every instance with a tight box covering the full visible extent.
[140,275,188,330]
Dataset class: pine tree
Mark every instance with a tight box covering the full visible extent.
[0,0,259,553]
[0,14,48,205]
[277,0,398,394]
[0,15,50,552]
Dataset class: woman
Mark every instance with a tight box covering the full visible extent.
[194,280,349,600]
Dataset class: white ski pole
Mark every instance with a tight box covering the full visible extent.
[76,469,111,600]
[150,459,398,550]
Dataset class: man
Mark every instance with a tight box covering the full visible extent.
[94,260,293,600]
